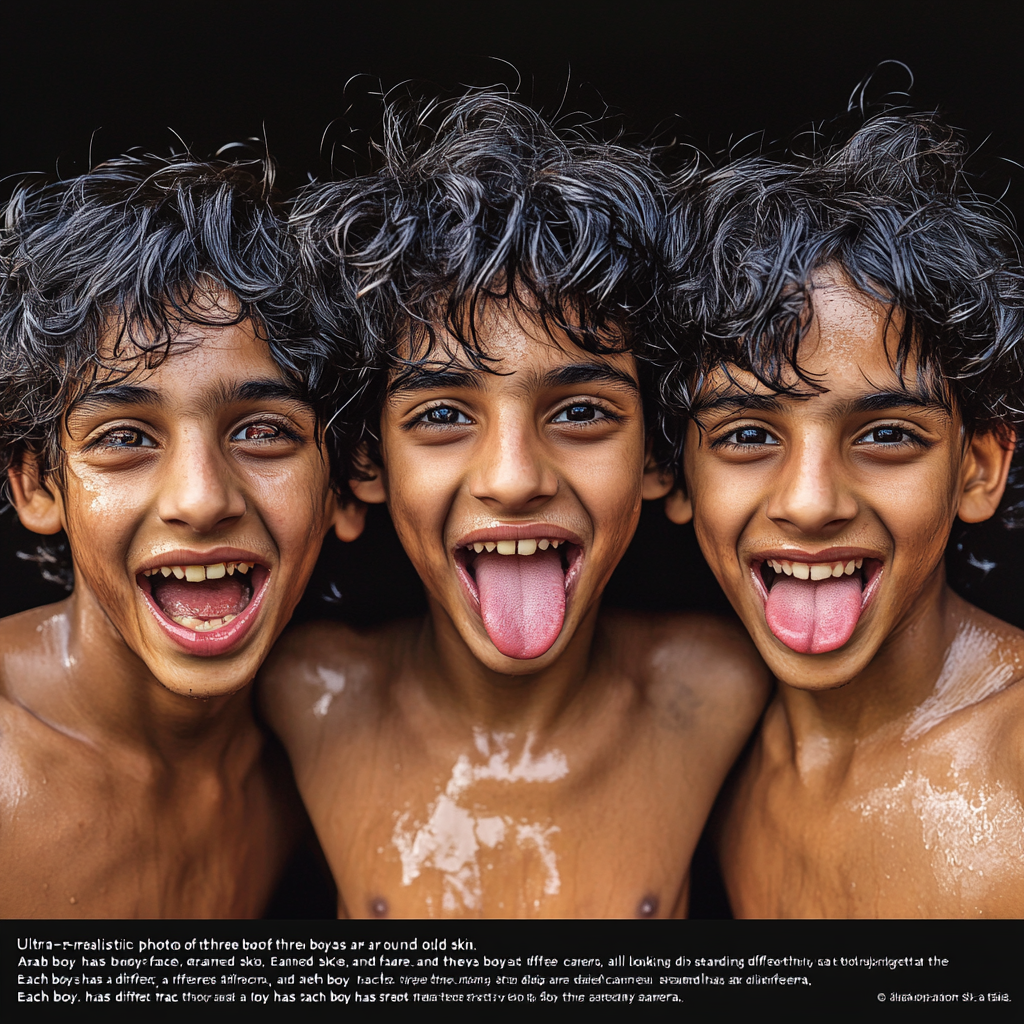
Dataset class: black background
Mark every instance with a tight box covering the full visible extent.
[1,0,1022,923]
[2,0,1023,627]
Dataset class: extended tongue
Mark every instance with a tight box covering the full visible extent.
[474,548,566,660]
[764,574,862,654]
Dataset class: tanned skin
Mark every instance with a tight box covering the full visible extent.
[261,310,769,919]
[670,268,1024,917]
[0,317,362,917]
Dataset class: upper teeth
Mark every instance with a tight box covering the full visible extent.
[141,561,254,580]
[767,558,863,580]
[467,538,563,556]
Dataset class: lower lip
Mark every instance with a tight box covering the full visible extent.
[138,568,271,658]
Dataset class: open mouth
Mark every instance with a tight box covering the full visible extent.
[455,535,583,661]
[137,559,271,657]
[753,556,883,655]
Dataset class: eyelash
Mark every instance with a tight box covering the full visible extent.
[551,400,619,425]
[87,418,301,450]
[710,422,929,450]
[406,399,620,430]
[405,403,473,430]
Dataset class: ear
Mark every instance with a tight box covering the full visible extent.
[328,494,368,543]
[957,430,1015,524]
[664,487,693,525]
[348,449,387,505]
[8,455,64,535]
[642,460,675,501]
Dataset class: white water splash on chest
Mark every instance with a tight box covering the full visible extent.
[848,770,1024,905]
[904,623,1020,741]
[391,729,568,912]
[310,666,348,718]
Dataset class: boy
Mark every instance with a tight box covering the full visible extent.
[663,113,1024,916]
[260,93,770,919]
[0,153,363,917]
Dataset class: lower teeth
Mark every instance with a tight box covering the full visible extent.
[171,613,237,632]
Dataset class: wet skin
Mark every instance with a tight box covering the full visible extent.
[261,310,769,918]
[0,317,360,917]
[670,269,1024,916]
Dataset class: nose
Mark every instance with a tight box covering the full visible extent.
[765,434,857,535]
[468,409,558,512]
[156,427,246,532]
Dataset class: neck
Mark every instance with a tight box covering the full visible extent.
[417,594,603,733]
[9,590,259,760]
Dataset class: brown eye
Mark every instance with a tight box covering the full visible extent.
[103,428,155,448]
[421,406,470,425]
[730,427,778,445]
[232,423,280,441]
[555,403,599,422]
[862,426,907,444]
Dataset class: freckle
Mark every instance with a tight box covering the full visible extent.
[369,897,388,919]
[637,895,659,918]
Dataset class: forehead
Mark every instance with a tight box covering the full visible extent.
[93,317,288,389]
[698,271,943,414]
[389,304,638,391]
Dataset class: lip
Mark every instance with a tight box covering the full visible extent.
[452,522,586,621]
[135,546,267,576]
[135,547,272,658]
[747,546,886,616]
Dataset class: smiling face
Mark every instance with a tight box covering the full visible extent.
[357,308,650,673]
[675,269,1012,690]
[32,317,349,698]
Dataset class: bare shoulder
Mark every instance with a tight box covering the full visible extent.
[0,600,69,699]
[257,617,418,750]
[599,608,771,732]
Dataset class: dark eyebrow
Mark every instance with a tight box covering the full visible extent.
[69,384,161,415]
[696,392,787,415]
[843,390,946,414]
[387,366,485,398]
[69,377,305,418]
[696,387,947,418]
[542,362,639,394]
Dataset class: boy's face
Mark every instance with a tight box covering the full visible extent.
[676,268,1011,690]
[360,307,651,673]
[36,316,347,698]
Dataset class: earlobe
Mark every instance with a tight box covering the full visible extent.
[348,449,388,505]
[664,488,693,525]
[8,456,65,535]
[330,496,368,543]
[642,463,675,501]
[957,430,1015,524]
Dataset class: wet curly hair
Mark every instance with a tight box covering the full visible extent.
[0,151,346,495]
[291,88,670,470]
[662,111,1024,474]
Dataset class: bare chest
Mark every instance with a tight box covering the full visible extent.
[0,751,285,918]
[309,736,713,919]
[723,749,1024,918]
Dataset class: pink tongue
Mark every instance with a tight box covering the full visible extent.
[152,578,249,620]
[474,549,566,660]
[765,574,862,654]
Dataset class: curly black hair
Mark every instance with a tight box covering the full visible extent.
[662,112,1024,474]
[291,88,670,470]
[0,151,346,494]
